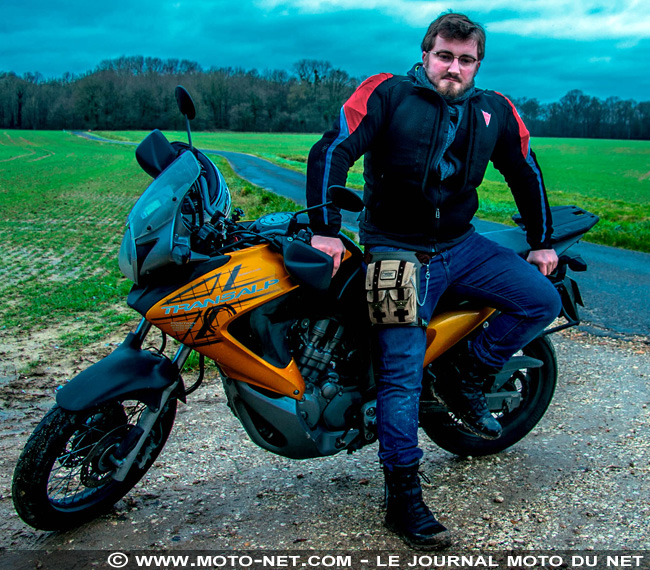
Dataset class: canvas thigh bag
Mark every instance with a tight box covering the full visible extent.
[365,252,422,326]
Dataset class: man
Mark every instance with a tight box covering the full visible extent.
[306,12,561,550]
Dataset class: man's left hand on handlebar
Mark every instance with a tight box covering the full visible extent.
[527,249,559,276]
[311,235,346,276]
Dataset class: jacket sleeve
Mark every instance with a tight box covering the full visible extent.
[306,73,393,236]
[490,93,553,250]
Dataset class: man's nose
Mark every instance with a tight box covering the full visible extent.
[448,57,461,73]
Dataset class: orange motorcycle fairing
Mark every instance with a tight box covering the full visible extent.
[146,244,306,399]
[423,307,496,368]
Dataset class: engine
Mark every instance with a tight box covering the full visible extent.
[290,317,376,443]
[223,291,378,458]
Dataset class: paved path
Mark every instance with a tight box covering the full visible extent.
[210,151,307,205]
[207,150,362,232]
[212,149,649,339]
[74,132,649,339]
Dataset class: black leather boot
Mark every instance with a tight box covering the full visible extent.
[432,350,503,440]
[383,461,452,550]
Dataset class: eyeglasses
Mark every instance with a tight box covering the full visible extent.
[428,51,479,69]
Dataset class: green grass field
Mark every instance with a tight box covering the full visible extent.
[0,130,297,345]
[1,130,648,349]
[97,131,650,252]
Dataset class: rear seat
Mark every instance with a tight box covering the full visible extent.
[483,206,599,256]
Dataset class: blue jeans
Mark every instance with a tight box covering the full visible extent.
[370,232,562,469]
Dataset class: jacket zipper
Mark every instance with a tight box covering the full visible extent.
[420,92,449,234]
[461,105,477,190]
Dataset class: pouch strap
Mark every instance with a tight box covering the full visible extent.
[395,260,406,288]
[371,262,386,308]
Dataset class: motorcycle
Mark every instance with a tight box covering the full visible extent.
[12,87,599,531]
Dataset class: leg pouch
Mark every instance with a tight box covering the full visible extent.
[365,257,420,325]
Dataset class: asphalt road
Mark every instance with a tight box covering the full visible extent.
[207,150,363,231]
[213,150,649,340]
[73,133,649,339]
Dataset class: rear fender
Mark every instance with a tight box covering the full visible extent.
[56,333,180,412]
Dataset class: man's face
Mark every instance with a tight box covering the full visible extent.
[422,36,481,100]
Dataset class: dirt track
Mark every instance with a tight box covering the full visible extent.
[1,319,649,556]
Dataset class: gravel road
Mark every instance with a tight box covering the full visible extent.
[1,323,648,555]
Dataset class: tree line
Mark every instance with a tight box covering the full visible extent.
[1,56,648,139]
[0,57,356,134]
[515,90,650,140]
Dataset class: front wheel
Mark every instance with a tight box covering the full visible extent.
[12,398,176,530]
[420,336,557,456]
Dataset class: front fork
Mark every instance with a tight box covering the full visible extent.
[111,318,193,482]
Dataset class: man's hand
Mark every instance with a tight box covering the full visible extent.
[527,249,559,276]
[311,235,346,276]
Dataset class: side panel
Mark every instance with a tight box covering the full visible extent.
[146,245,306,399]
[423,308,496,367]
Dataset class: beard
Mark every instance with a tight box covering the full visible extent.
[434,75,476,102]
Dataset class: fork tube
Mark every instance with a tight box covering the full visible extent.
[111,381,178,481]
[111,345,192,481]
[134,318,152,341]
[172,344,194,372]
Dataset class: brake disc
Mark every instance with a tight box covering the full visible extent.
[80,425,132,488]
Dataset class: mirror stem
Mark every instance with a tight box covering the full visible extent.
[292,201,333,219]
[287,201,332,234]
[186,116,193,151]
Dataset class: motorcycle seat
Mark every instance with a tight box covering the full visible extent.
[483,205,598,257]
[482,227,530,257]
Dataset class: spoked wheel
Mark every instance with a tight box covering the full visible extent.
[419,336,557,456]
[12,398,176,530]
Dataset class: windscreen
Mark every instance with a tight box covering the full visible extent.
[128,150,201,240]
[119,151,202,283]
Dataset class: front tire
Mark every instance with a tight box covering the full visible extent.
[12,398,176,530]
[420,336,557,456]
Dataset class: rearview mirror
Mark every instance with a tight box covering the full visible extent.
[328,185,364,212]
[175,85,196,120]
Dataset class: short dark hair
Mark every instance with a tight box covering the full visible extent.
[421,12,486,60]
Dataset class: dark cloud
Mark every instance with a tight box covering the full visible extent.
[1,1,647,103]
[480,35,650,102]
[188,7,419,77]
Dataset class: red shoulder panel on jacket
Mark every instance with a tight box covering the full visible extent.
[343,73,394,134]
[495,92,530,159]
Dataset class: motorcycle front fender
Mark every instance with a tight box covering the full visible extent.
[56,332,180,412]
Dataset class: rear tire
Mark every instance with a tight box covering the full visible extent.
[12,398,176,530]
[420,336,557,456]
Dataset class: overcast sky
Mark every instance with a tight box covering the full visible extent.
[2,0,649,103]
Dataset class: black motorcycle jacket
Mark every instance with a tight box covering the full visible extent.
[306,64,553,252]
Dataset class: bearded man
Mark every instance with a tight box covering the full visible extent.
[306,12,561,550]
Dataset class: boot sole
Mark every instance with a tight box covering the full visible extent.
[455,418,501,440]
[431,390,502,440]
[384,520,452,551]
